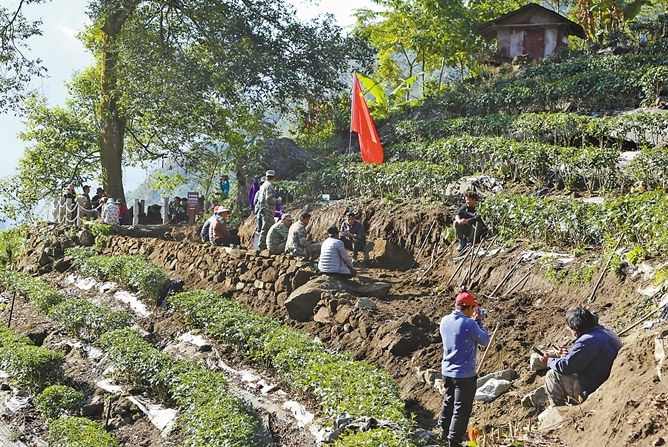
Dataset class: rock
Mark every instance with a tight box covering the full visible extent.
[655,329,668,391]
[475,378,512,402]
[38,250,53,267]
[261,267,279,283]
[285,283,323,322]
[334,305,355,324]
[538,406,563,427]
[521,386,548,408]
[433,378,445,395]
[374,319,430,357]
[292,270,315,290]
[79,229,96,246]
[364,239,413,270]
[354,283,391,299]
[355,297,377,310]
[416,366,440,385]
[477,369,518,388]
[53,257,72,273]
[313,307,332,324]
[82,395,105,417]
[530,352,549,371]
[262,138,311,180]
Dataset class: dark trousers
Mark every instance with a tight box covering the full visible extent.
[341,237,365,257]
[437,375,477,447]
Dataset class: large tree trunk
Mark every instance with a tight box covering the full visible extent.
[99,2,140,201]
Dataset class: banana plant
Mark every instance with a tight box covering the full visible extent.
[356,72,421,119]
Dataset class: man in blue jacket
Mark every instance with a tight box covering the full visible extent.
[540,307,622,406]
[438,292,489,447]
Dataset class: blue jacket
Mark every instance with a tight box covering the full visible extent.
[547,325,622,399]
[440,311,489,378]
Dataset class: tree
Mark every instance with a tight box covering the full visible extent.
[78,0,364,202]
[0,0,47,112]
[353,0,522,94]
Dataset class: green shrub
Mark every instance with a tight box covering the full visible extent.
[50,299,132,341]
[35,385,85,420]
[48,416,118,447]
[0,225,27,271]
[0,344,64,392]
[169,290,413,438]
[67,251,167,301]
[99,329,259,447]
[90,223,112,250]
[0,271,64,313]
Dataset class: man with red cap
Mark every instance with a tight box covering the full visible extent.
[437,292,489,446]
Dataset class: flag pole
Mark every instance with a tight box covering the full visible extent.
[348,72,356,156]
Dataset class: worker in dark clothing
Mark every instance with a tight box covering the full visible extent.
[454,190,487,252]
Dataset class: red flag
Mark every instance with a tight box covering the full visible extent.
[351,73,384,164]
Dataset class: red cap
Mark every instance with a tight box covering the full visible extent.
[455,292,480,307]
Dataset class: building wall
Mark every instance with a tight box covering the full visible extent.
[495,26,568,59]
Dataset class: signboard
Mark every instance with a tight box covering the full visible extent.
[187,192,199,224]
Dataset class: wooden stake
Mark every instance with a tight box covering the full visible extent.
[501,268,532,299]
[489,255,522,298]
[477,322,499,374]
[445,245,473,288]
[588,233,624,303]
[411,220,436,270]
[618,308,660,336]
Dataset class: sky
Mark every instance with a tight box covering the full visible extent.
[0,0,377,191]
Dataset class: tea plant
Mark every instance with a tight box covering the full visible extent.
[99,329,259,446]
[0,325,64,392]
[67,250,167,301]
[90,223,112,250]
[48,416,119,447]
[50,299,132,341]
[35,385,85,420]
[169,290,414,443]
[0,270,64,313]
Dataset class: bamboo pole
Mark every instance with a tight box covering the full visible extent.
[618,308,660,336]
[501,268,532,299]
[477,322,500,374]
[588,233,624,303]
[412,220,436,270]
[488,255,523,298]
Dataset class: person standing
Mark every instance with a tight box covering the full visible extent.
[256,170,277,250]
[438,292,489,447]
[454,190,487,252]
[219,174,230,199]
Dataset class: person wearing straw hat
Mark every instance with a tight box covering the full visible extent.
[210,206,240,247]
[437,292,489,447]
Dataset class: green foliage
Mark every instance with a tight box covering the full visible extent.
[90,223,112,250]
[0,325,64,392]
[333,427,414,447]
[99,329,258,446]
[0,0,46,113]
[0,225,27,270]
[67,250,167,301]
[0,270,64,313]
[50,299,132,341]
[34,385,85,420]
[626,245,648,264]
[48,416,118,447]
[169,290,412,436]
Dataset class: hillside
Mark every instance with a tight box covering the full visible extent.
[2,42,668,446]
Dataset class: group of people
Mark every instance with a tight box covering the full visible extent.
[62,184,130,225]
[438,292,622,446]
